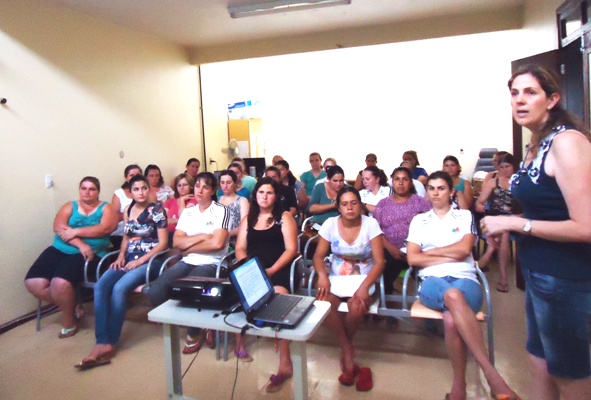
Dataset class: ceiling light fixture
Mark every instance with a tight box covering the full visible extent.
[228,0,351,19]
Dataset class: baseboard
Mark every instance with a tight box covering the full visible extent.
[0,304,58,335]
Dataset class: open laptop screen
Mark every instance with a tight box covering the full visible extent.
[231,257,273,312]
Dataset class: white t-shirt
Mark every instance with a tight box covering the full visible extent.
[176,201,230,264]
[319,215,383,276]
[112,188,133,236]
[412,179,426,197]
[360,186,392,216]
[406,208,477,282]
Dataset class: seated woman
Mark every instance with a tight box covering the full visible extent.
[402,150,428,185]
[314,186,384,392]
[111,164,143,249]
[184,158,200,181]
[216,163,251,199]
[274,159,303,203]
[400,161,427,197]
[163,173,197,245]
[374,166,431,294]
[145,164,174,202]
[76,175,168,369]
[308,165,346,224]
[482,151,509,187]
[475,153,517,293]
[359,166,391,216]
[443,155,474,210]
[354,153,378,190]
[217,169,249,248]
[313,157,337,187]
[235,177,299,392]
[231,157,257,193]
[148,172,230,354]
[406,171,519,400]
[25,177,117,338]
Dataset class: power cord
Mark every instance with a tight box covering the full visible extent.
[230,325,250,400]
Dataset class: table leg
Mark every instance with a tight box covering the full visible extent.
[163,323,183,398]
[291,341,308,400]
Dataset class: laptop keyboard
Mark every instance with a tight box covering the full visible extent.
[257,295,302,321]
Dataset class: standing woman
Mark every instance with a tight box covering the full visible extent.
[76,175,168,368]
[308,165,346,224]
[359,165,391,216]
[25,177,117,338]
[407,171,519,400]
[218,169,249,247]
[314,186,384,391]
[111,164,143,249]
[475,153,517,292]
[163,173,197,244]
[235,177,298,392]
[482,65,591,400]
[442,155,474,210]
[374,166,431,294]
[145,164,174,202]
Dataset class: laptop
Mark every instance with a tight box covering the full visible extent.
[228,256,315,329]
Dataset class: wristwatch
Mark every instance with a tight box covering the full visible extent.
[522,219,532,234]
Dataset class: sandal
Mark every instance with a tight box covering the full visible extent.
[338,364,360,386]
[266,373,292,393]
[75,349,116,370]
[491,394,522,400]
[355,367,373,391]
[496,282,509,293]
[58,324,79,339]
[234,349,253,362]
[182,335,204,355]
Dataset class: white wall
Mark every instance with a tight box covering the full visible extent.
[201,31,519,179]
[0,1,202,323]
[200,0,565,181]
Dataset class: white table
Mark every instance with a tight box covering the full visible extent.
[148,299,330,400]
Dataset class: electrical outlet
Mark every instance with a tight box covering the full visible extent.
[45,174,53,189]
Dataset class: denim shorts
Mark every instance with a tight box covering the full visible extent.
[524,269,591,379]
[419,276,483,313]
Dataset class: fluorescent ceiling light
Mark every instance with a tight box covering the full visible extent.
[228,0,351,19]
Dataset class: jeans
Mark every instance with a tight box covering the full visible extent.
[419,276,483,313]
[524,269,591,379]
[94,265,149,345]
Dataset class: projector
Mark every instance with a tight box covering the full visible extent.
[168,277,238,309]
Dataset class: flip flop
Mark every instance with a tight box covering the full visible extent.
[496,282,509,293]
[182,335,204,355]
[355,367,373,391]
[58,324,79,339]
[234,348,253,362]
[74,349,115,370]
[75,357,112,370]
[338,364,360,386]
[266,373,292,393]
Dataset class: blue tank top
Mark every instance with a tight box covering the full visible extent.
[53,201,111,257]
[511,125,591,280]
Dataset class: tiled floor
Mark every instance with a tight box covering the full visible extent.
[0,263,530,400]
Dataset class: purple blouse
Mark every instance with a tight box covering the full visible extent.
[373,194,432,249]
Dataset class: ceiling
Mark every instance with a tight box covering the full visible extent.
[49,0,523,49]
